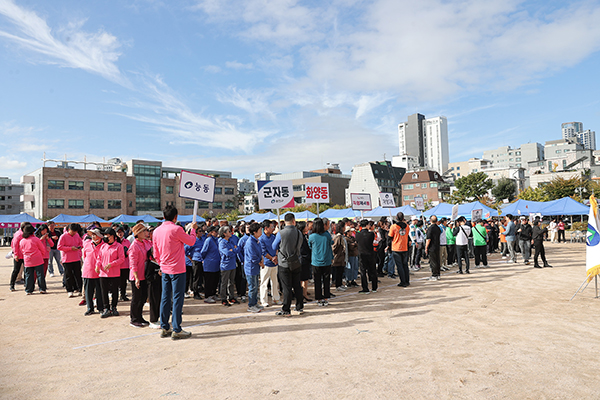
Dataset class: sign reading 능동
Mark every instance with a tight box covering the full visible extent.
[379,192,396,208]
[305,183,330,204]
[351,193,372,211]
[179,170,216,203]
[257,180,295,209]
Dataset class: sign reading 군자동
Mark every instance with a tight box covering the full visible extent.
[257,180,295,209]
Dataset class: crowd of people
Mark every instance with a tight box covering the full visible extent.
[7,206,556,340]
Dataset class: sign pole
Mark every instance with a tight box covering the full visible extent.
[277,208,280,224]
[361,210,364,220]
[596,276,598,299]
[317,203,320,217]
[192,200,198,224]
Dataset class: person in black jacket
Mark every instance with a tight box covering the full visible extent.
[297,221,312,301]
[532,220,552,268]
[517,216,533,265]
[355,220,377,294]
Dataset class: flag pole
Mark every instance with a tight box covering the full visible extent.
[192,200,198,224]
[570,276,590,301]
[596,276,598,298]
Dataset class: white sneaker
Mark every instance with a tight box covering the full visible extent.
[247,306,261,313]
[502,256,507,259]
[49,273,55,277]
[149,322,161,329]
[427,276,437,281]
[68,292,74,298]
[261,303,270,308]
[184,293,190,298]
[336,286,347,291]
[435,276,441,280]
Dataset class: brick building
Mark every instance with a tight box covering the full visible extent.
[400,170,449,207]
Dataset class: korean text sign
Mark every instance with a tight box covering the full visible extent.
[305,183,330,204]
[350,193,372,211]
[179,170,216,203]
[379,192,396,208]
[257,180,295,209]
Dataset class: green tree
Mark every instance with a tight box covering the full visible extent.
[541,176,589,201]
[449,172,494,203]
[492,178,517,202]
[517,186,548,201]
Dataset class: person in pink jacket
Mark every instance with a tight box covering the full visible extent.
[9,221,29,291]
[19,225,48,295]
[153,205,196,340]
[35,224,54,279]
[116,226,131,302]
[96,228,125,318]
[57,223,84,298]
[82,228,105,316]
[129,223,152,328]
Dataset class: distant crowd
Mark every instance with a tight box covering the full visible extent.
[8,206,557,340]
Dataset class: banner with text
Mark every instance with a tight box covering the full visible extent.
[379,192,396,208]
[471,209,482,221]
[179,170,216,203]
[351,193,372,211]
[257,180,295,209]
[414,196,425,211]
[305,183,330,204]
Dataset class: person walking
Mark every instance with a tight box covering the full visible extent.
[453,217,472,274]
[389,212,411,287]
[473,219,488,268]
[152,205,197,340]
[425,216,441,281]
[517,216,533,265]
[532,220,552,268]
[81,228,104,316]
[57,223,84,297]
[19,224,48,295]
[308,218,333,305]
[272,213,304,316]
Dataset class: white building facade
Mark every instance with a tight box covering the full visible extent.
[397,113,448,174]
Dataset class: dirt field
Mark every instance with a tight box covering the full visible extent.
[1,242,599,399]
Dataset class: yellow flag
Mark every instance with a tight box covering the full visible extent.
[586,195,600,282]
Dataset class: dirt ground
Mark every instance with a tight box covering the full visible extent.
[1,242,599,399]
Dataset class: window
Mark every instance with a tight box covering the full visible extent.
[430,182,438,188]
[108,182,121,192]
[213,201,223,209]
[225,201,235,209]
[421,183,427,189]
[108,200,121,209]
[68,181,84,190]
[404,184,413,190]
[516,157,521,162]
[403,195,414,200]
[127,184,133,193]
[90,182,104,191]
[90,199,104,209]
[293,184,305,191]
[224,187,235,195]
[68,199,84,209]
[198,201,209,209]
[48,199,64,209]
[48,180,64,190]
[422,194,427,199]
[0,196,4,201]
[457,173,461,177]
[516,151,521,155]
[129,201,133,207]
[166,186,174,194]
[214,187,223,195]
[555,150,561,154]
[456,166,460,170]
[185,200,194,209]
[0,186,3,191]
[165,201,174,206]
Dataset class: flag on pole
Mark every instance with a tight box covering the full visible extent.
[586,195,600,282]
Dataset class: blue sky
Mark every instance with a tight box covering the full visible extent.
[1,0,600,181]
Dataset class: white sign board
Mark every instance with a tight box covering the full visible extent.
[350,193,372,211]
[414,196,425,211]
[257,180,295,209]
[179,170,216,202]
[451,204,459,221]
[471,208,482,222]
[379,192,396,208]
[305,183,330,204]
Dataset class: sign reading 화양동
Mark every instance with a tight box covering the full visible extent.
[379,192,396,208]
[257,180,295,209]
[414,196,425,211]
[179,170,216,203]
[351,193,372,211]
[305,183,330,204]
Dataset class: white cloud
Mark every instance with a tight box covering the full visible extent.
[0,0,127,85]
[203,65,221,73]
[225,60,253,70]
[217,86,275,118]
[0,156,26,170]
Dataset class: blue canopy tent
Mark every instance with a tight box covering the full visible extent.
[0,213,44,224]
[320,208,362,219]
[50,214,108,223]
[365,205,419,218]
[539,197,589,216]
[177,214,207,223]
[457,201,499,219]
[240,212,278,222]
[423,203,454,218]
[500,199,544,216]
[108,214,142,224]
[140,214,161,223]
[281,210,317,220]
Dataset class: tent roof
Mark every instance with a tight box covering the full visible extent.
[500,199,545,216]
[49,214,108,223]
[365,205,419,218]
[539,197,589,216]
[0,213,44,224]
[177,215,207,223]
[319,208,361,219]
[423,203,454,217]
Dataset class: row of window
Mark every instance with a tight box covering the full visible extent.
[404,182,438,190]
[184,200,235,209]
[404,194,428,201]
[47,199,122,209]
[48,180,129,192]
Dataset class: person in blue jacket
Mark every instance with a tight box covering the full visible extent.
[200,226,220,303]
[218,226,239,306]
[244,222,264,313]
[185,226,206,300]
[235,224,251,301]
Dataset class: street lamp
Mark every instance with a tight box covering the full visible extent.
[576,186,587,199]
